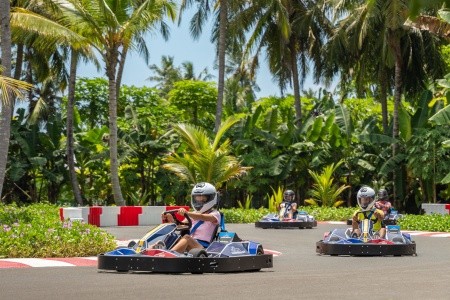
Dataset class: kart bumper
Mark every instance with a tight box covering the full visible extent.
[97,253,273,273]
[315,241,416,256]
[255,220,317,229]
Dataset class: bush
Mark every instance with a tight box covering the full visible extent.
[222,207,450,232]
[0,203,117,258]
[397,214,450,232]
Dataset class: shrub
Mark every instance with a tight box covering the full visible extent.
[0,203,117,258]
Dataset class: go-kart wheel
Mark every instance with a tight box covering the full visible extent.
[127,240,136,248]
[257,245,264,255]
[189,248,208,258]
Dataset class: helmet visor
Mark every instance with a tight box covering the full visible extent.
[359,197,372,209]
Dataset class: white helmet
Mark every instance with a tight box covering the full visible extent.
[191,182,218,213]
[357,186,376,211]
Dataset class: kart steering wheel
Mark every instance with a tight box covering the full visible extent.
[163,209,192,231]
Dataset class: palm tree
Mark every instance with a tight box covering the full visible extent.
[162,115,250,186]
[234,0,331,126]
[0,0,38,200]
[180,61,213,81]
[326,0,447,205]
[147,55,181,96]
[180,0,234,132]
[0,71,32,200]
[59,0,176,206]
[10,2,99,205]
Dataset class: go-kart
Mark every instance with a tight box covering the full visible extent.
[97,210,273,274]
[255,205,317,229]
[316,216,416,256]
[346,208,403,226]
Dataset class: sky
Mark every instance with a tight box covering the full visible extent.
[77,10,322,99]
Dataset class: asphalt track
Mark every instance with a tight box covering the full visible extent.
[1,222,450,300]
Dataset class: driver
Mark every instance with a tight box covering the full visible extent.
[351,186,385,239]
[375,188,392,216]
[161,182,221,252]
[278,190,298,219]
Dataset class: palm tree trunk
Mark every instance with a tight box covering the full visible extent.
[0,0,13,201]
[116,46,128,91]
[106,49,125,206]
[289,40,302,126]
[214,0,228,132]
[13,44,24,80]
[378,67,389,135]
[389,32,403,208]
[67,50,84,206]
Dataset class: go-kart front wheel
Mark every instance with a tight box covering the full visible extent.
[189,248,208,258]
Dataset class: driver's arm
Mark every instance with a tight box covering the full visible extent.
[374,209,384,221]
[179,209,218,224]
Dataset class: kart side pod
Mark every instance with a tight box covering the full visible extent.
[217,231,241,244]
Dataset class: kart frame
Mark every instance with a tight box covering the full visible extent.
[255,220,317,229]
[315,240,416,256]
[97,209,273,274]
[98,252,273,274]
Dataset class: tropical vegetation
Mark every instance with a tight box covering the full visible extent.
[1,0,450,221]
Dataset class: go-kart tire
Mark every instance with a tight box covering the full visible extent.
[188,249,208,274]
[257,245,264,255]
[127,240,136,248]
[189,248,208,258]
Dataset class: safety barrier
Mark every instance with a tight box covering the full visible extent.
[421,203,450,215]
[59,206,190,227]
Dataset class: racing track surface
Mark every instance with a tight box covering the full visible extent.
[1,222,450,300]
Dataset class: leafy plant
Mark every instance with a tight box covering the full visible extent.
[267,186,284,212]
[162,115,251,186]
[221,208,269,223]
[306,160,349,207]
[237,194,252,209]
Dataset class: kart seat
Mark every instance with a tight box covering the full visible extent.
[209,211,226,243]
[163,232,181,250]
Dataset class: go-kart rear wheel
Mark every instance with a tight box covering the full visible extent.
[127,240,136,248]
[189,248,208,258]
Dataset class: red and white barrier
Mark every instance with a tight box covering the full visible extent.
[421,203,450,215]
[59,206,190,227]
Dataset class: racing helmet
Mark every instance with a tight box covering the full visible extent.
[283,190,295,202]
[378,188,388,201]
[357,186,376,211]
[191,182,218,213]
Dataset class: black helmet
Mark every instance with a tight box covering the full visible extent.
[378,189,388,201]
[283,190,295,202]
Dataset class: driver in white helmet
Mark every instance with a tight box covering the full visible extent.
[163,182,221,252]
[351,186,386,238]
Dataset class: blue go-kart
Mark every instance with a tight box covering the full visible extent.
[255,203,317,229]
[316,217,416,256]
[98,210,273,273]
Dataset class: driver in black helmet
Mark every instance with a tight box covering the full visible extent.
[278,190,298,220]
[375,188,392,216]
[162,182,221,252]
